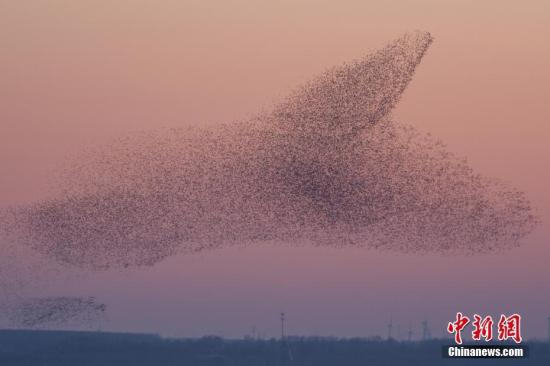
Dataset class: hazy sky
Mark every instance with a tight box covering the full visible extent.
[1,0,550,339]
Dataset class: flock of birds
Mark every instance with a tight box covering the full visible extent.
[0,31,538,328]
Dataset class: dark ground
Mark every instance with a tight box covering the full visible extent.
[0,329,548,365]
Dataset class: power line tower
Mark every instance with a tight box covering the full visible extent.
[422,320,431,341]
[407,323,413,342]
[279,312,293,365]
[387,317,393,340]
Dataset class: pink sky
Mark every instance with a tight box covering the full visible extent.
[1,0,550,339]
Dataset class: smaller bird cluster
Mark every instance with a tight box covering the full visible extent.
[7,296,106,329]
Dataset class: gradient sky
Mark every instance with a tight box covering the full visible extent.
[1,0,550,339]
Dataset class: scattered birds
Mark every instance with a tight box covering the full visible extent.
[7,296,106,329]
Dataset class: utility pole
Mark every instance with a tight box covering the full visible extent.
[422,320,431,341]
[281,312,286,341]
[397,324,401,341]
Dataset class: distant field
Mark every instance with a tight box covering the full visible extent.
[0,330,548,365]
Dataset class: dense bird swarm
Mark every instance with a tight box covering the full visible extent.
[1,31,538,270]
[7,297,106,329]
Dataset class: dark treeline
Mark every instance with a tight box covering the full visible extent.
[0,330,548,365]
